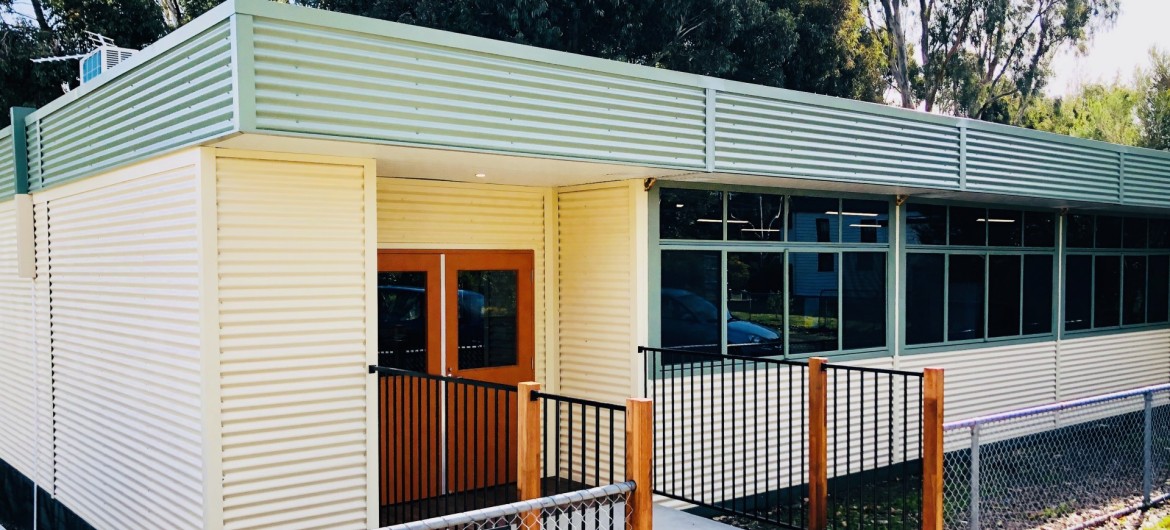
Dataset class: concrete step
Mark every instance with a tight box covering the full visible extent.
[653,505,742,530]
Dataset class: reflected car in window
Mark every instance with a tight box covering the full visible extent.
[661,288,783,356]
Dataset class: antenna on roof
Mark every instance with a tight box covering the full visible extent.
[30,32,138,91]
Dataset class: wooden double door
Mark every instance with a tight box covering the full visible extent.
[377,250,535,508]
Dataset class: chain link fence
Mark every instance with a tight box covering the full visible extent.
[383,481,635,530]
[943,384,1170,530]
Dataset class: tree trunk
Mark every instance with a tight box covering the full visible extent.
[30,0,51,32]
[880,0,914,108]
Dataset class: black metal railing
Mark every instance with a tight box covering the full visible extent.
[532,390,627,496]
[370,365,519,527]
[824,363,924,530]
[642,346,811,530]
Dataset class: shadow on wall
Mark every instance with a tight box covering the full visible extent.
[0,459,96,530]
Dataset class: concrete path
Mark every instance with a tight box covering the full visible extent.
[653,505,741,529]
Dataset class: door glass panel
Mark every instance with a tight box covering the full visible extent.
[378,271,428,371]
[458,270,519,369]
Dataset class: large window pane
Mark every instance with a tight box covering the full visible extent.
[378,271,429,371]
[1065,255,1092,331]
[1096,216,1122,248]
[1149,255,1169,323]
[1067,215,1095,248]
[659,188,722,240]
[1150,219,1170,249]
[1023,211,1055,248]
[1124,218,1149,249]
[1123,256,1147,325]
[842,252,886,350]
[906,203,947,245]
[728,192,784,241]
[789,197,839,243]
[906,254,945,345]
[988,255,1021,338]
[987,210,1022,247]
[661,251,722,352]
[841,199,889,244]
[458,270,518,369]
[948,255,985,341]
[726,253,785,356]
[1094,255,1121,327]
[789,253,838,354]
[949,207,986,246]
[1022,255,1053,335]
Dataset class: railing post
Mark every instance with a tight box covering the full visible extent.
[969,424,980,530]
[923,368,945,530]
[626,397,653,530]
[809,357,828,530]
[517,382,541,528]
[1144,391,1153,507]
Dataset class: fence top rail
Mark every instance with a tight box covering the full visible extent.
[368,365,519,393]
[639,345,809,367]
[381,481,637,530]
[531,390,627,412]
[822,363,925,378]
[944,383,1170,430]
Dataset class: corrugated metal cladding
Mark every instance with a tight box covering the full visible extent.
[45,162,204,529]
[714,93,963,189]
[33,200,53,488]
[376,178,551,384]
[25,21,233,191]
[1059,330,1170,401]
[557,183,639,403]
[0,128,14,198]
[217,156,371,530]
[0,203,37,481]
[965,127,1121,202]
[250,18,708,169]
[1124,151,1170,206]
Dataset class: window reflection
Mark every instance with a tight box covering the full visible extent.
[1022,255,1053,335]
[906,204,947,245]
[949,207,986,246]
[659,188,722,240]
[1123,256,1147,325]
[1065,255,1092,331]
[726,253,785,356]
[457,270,518,369]
[661,251,722,353]
[841,200,889,244]
[789,197,839,243]
[906,254,944,345]
[987,209,1022,247]
[789,253,838,354]
[378,272,428,371]
[728,192,784,241]
[1094,256,1121,327]
[948,255,985,340]
[1149,256,1169,323]
[987,255,1021,337]
[1067,215,1095,248]
[842,252,886,350]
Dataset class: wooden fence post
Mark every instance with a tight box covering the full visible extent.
[923,368,945,530]
[517,382,541,528]
[626,397,653,530]
[809,357,828,530]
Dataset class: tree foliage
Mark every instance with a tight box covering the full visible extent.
[1138,48,1170,150]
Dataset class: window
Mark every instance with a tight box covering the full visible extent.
[905,254,944,345]
[1022,255,1053,335]
[1063,213,1170,333]
[988,255,1021,337]
[906,204,946,245]
[658,188,890,357]
[948,255,985,341]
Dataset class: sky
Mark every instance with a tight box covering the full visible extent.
[1046,0,1170,97]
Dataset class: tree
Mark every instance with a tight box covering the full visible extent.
[1138,48,1170,150]
[1023,81,1141,145]
[868,0,1118,124]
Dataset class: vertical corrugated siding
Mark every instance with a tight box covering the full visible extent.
[713,93,962,188]
[251,18,707,168]
[46,164,204,529]
[0,202,37,480]
[217,156,370,530]
[1059,330,1170,401]
[1123,151,1170,207]
[965,128,1121,202]
[557,184,636,403]
[27,21,233,191]
[0,127,14,198]
[376,178,550,383]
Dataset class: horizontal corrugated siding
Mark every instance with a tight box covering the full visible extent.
[27,21,233,191]
[0,202,36,481]
[1124,151,1170,207]
[557,183,637,403]
[33,200,53,488]
[0,127,14,199]
[713,92,963,189]
[251,18,707,168]
[965,128,1121,202]
[217,156,371,530]
[377,178,550,384]
[1059,330,1170,401]
[46,162,204,529]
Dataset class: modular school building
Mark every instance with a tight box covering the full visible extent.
[1,0,1169,528]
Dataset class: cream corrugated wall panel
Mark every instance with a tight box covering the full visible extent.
[217,155,371,530]
[33,200,53,488]
[377,178,550,383]
[557,183,638,403]
[0,202,37,480]
[1060,330,1170,401]
[46,162,204,530]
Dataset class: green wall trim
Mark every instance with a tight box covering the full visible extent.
[9,107,33,195]
[230,13,257,132]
